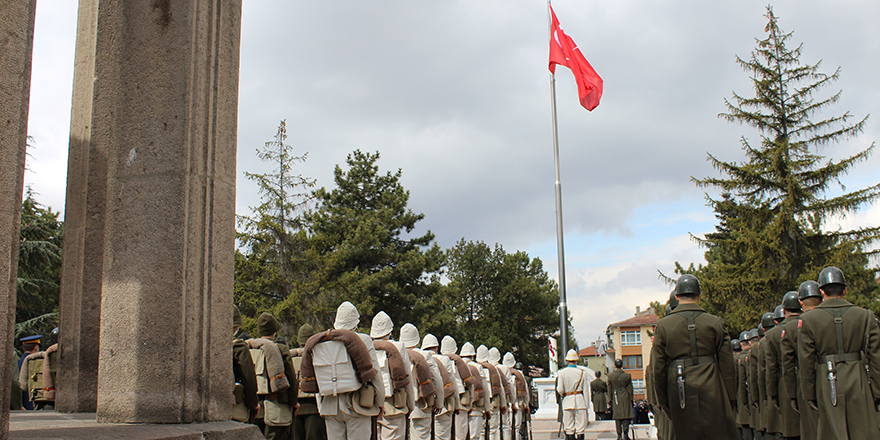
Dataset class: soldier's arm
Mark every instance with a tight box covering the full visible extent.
[748,352,759,406]
[737,358,749,414]
[363,336,385,409]
[765,334,780,402]
[234,341,260,411]
[651,325,670,408]
[780,323,798,402]
[757,346,767,404]
[865,310,880,402]
[797,320,818,403]
[717,320,737,400]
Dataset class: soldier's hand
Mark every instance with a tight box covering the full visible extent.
[752,402,759,410]
[790,399,799,414]
[807,400,819,414]
[658,404,670,417]
[874,398,880,412]
[771,397,780,411]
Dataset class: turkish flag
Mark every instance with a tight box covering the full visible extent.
[548,5,603,111]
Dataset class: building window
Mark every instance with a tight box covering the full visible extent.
[633,379,645,396]
[621,355,642,369]
[620,330,641,346]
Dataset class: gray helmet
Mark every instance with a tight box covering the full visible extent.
[739,330,750,341]
[614,358,623,369]
[665,304,672,316]
[748,328,759,340]
[782,291,802,312]
[818,266,846,289]
[798,280,821,300]
[731,339,742,351]
[761,312,775,330]
[675,274,701,296]
[772,305,785,321]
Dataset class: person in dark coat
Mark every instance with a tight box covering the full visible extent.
[293,323,327,440]
[606,358,634,440]
[797,267,880,440]
[590,370,608,420]
[232,306,259,423]
[651,274,737,440]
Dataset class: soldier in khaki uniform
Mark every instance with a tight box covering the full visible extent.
[442,336,472,440]
[293,323,327,440]
[797,267,880,440]
[766,292,801,440]
[372,312,414,440]
[251,312,299,440]
[606,358,634,440]
[232,306,259,424]
[781,281,820,440]
[589,370,608,421]
[651,274,737,440]
[461,342,491,440]
[557,349,588,440]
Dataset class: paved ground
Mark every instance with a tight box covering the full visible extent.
[8,411,263,439]
[529,418,657,440]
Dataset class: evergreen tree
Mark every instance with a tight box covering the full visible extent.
[440,239,561,369]
[16,188,63,325]
[235,120,315,331]
[301,150,444,330]
[685,6,880,331]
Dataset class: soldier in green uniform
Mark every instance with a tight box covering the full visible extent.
[293,323,327,440]
[606,358,633,440]
[797,267,880,440]
[782,281,821,440]
[767,293,801,440]
[590,371,608,421]
[753,313,775,440]
[737,331,754,440]
[652,274,737,440]
[766,291,801,439]
[746,327,762,440]
[763,306,785,439]
[232,306,259,423]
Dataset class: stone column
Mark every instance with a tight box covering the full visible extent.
[70,0,242,423]
[0,0,36,436]
[56,0,104,413]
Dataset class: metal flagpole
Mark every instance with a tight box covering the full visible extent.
[547,0,569,363]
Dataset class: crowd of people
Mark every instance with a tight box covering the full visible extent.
[232,301,533,439]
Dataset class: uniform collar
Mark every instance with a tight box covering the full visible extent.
[566,364,578,369]
[672,303,705,313]
[781,315,799,324]
[817,297,852,308]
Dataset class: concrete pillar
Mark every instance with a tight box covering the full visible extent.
[56,0,104,413]
[64,0,242,423]
[0,0,37,436]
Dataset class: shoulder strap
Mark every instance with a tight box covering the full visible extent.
[821,307,852,355]
[680,311,705,364]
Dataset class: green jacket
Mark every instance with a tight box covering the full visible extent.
[797,298,880,439]
[780,313,817,440]
[606,368,633,419]
[590,377,608,412]
[747,341,762,429]
[735,351,750,426]
[651,303,737,440]
[764,319,792,435]
[233,339,259,412]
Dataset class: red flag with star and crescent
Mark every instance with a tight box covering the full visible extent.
[548,4,603,111]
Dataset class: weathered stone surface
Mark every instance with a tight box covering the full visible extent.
[64,0,244,423]
[57,0,104,413]
[0,1,36,437]
[9,412,264,439]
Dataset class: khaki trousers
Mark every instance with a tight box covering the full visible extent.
[563,409,587,435]
[378,414,407,440]
[324,410,372,440]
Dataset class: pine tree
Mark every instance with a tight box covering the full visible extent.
[16,188,63,326]
[235,120,315,328]
[687,6,880,331]
[301,150,444,330]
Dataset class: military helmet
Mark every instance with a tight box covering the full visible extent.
[761,312,775,330]
[668,290,679,311]
[772,305,785,321]
[798,280,822,300]
[731,339,742,352]
[739,330,750,341]
[675,274,701,296]
[818,266,846,289]
[748,328,759,340]
[782,291,802,311]
[664,304,672,316]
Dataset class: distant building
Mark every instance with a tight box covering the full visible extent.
[604,306,658,401]
[578,342,607,374]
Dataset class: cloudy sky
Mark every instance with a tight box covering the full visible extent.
[24,0,880,350]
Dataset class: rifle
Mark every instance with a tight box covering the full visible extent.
[484,410,490,440]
